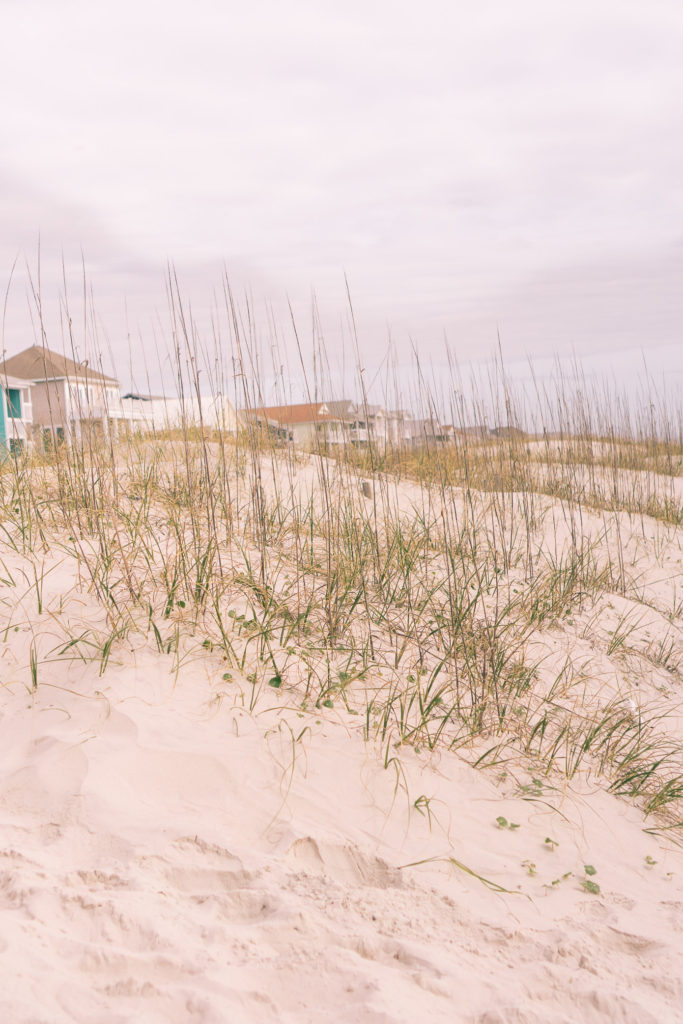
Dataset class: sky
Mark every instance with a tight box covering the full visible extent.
[1,0,682,401]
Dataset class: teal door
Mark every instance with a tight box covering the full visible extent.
[0,388,6,446]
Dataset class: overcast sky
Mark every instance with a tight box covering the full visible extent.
[1,0,681,396]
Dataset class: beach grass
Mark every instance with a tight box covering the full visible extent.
[1,292,682,843]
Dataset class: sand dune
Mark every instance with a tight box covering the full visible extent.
[1,621,682,1022]
[1,443,682,1022]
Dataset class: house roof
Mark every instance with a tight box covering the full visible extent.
[0,345,118,384]
[121,392,166,402]
[324,399,357,420]
[249,401,338,425]
[411,417,442,432]
[491,426,528,439]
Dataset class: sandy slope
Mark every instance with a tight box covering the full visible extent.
[1,451,682,1023]
[1,629,682,1023]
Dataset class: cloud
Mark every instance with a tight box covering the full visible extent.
[0,0,681,382]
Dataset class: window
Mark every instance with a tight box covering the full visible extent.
[6,388,21,418]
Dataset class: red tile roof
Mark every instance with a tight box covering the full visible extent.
[250,402,336,425]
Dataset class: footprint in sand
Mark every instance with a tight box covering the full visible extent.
[285,836,401,888]
[140,835,254,896]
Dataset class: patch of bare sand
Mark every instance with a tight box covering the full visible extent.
[0,633,681,1024]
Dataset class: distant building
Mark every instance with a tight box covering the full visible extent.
[408,416,443,445]
[490,426,528,440]
[245,399,449,450]
[246,400,420,449]
[121,392,242,433]
[246,401,341,445]
[120,393,168,431]
[1,345,124,446]
[342,403,387,447]
[204,394,242,433]
[454,425,493,441]
[120,392,194,431]
[0,346,243,445]
[0,374,34,453]
[383,409,414,447]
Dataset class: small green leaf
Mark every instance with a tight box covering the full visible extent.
[222,672,233,682]
[584,864,597,876]
[268,675,282,688]
[582,879,601,895]
[496,816,508,829]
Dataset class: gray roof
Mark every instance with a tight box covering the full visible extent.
[323,399,358,420]
[1,345,118,384]
[121,392,165,401]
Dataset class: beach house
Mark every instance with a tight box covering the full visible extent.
[121,391,242,433]
[0,345,125,445]
[247,401,342,445]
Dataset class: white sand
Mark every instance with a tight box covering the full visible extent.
[1,459,682,1022]
[1,635,682,1021]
